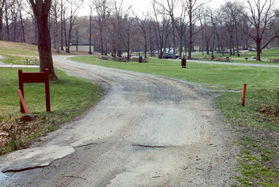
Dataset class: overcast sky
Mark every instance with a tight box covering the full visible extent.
[124,0,225,14]
[80,0,232,17]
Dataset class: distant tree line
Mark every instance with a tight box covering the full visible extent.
[0,0,279,62]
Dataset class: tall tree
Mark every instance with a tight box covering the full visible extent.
[247,0,279,61]
[28,0,58,80]
[64,0,83,53]
[91,0,110,55]
[185,0,208,59]
[153,0,171,58]
[88,1,93,54]
[0,0,6,40]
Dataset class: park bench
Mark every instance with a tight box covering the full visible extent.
[269,59,279,63]
[24,58,39,65]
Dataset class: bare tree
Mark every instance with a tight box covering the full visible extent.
[91,0,110,55]
[174,0,188,58]
[64,0,83,53]
[185,0,209,59]
[28,0,57,80]
[134,14,150,59]
[0,0,6,40]
[16,0,25,42]
[221,2,245,56]
[165,0,178,58]
[51,0,60,53]
[153,0,171,58]
[247,0,279,61]
[60,0,64,50]
[88,1,93,54]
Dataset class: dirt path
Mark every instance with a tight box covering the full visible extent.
[0,56,237,186]
[0,55,5,65]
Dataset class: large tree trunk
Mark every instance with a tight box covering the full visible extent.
[188,13,193,59]
[89,11,92,54]
[60,1,64,51]
[144,34,147,59]
[29,0,58,81]
[0,9,3,40]
[256,39,261,61]
[4,2,9,41]
[36,15,57,80]
[100,30,104,55]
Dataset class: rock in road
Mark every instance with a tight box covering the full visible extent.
[0,56,237,186]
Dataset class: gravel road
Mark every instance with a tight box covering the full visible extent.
[0,56,237,186]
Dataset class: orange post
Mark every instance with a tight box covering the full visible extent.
[17,89,29,114]
[242,84,247,106]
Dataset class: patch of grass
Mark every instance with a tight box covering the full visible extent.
[0,68,103,155]
[216,90,279,185]
[71,56,279,90]
[0,41,38,56]
[0,41,39,65]
[192,48,279,60]
[72,55,279,185]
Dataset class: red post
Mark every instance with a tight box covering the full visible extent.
[242,84,247,106]
[17,90,29,114]
[45,69,51,112]
[18,70,24,113]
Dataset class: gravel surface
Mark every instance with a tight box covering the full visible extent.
[0,56,238,186]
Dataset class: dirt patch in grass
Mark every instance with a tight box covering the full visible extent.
[0,111,79,155]
[0,114,54,154]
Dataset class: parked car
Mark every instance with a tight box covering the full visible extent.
[163,53,179,59]
[249,48,256,51]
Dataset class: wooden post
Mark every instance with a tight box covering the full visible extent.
[242,84,247,106]
[45,69,51,112]
[18,69,51,113]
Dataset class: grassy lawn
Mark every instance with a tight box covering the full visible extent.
[0,41,39,65]
[0,68,102,155]
[72,55,279,186]
[192,48,279,64]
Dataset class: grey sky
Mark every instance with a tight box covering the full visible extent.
[81,0,228,17]
[124,0,225,14]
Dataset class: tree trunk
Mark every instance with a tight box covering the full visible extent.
[144,35,147,59]
[89,11,92,54]
[36,15,57,80]
[172,25,176,59]
[256,39,261,61]
[60,1,64,51]
[188,12,193,59]
[29,0,58,81]
[0,9,3,40]
[19,9,25,42]
[4,2,9,41]
[100,30,104,55]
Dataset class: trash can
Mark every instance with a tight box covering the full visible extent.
[181,58,186,68]
[139,56,143,63]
